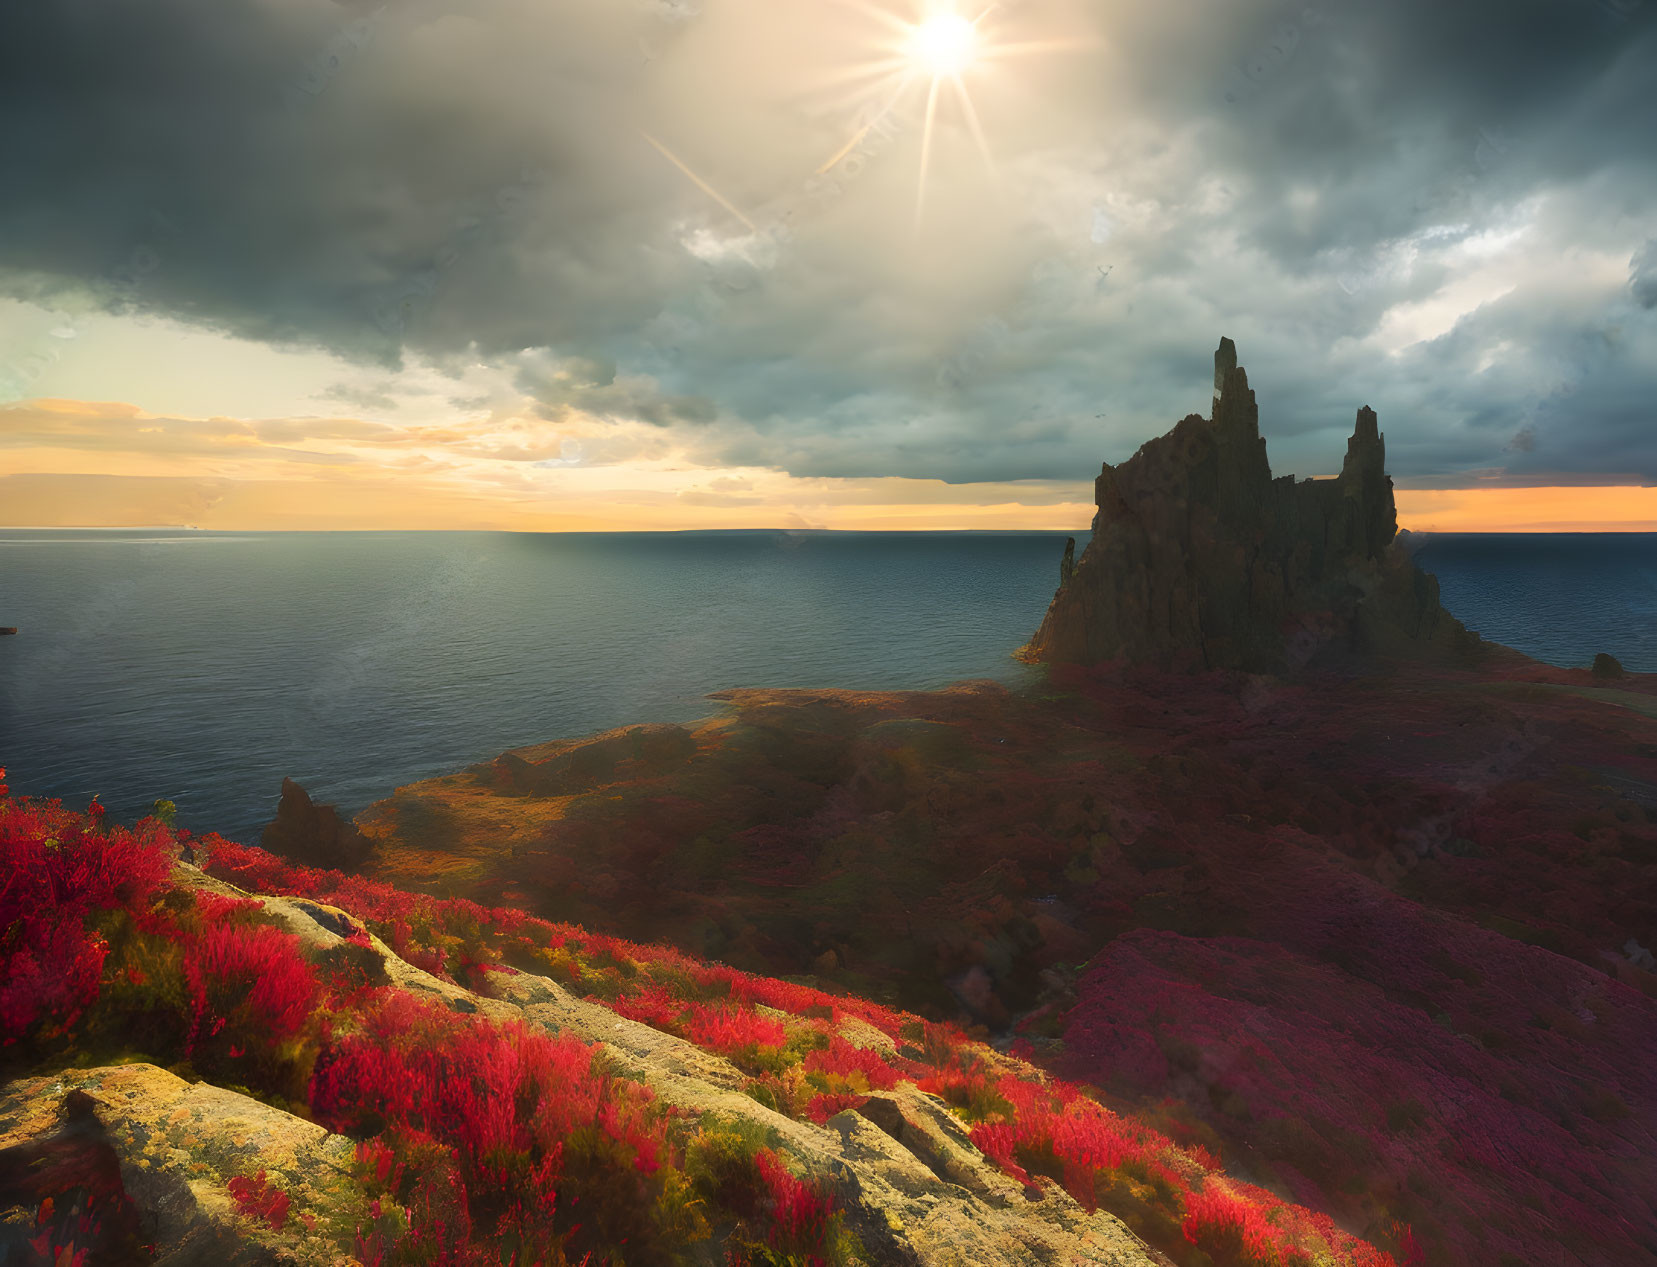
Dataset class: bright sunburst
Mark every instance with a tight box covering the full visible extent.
[802,2,1089,228]
[908,12,980,77]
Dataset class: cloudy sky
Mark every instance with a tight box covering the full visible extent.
[1,0,1653,530]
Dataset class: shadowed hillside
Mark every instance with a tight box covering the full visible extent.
[330,347,1657,1266]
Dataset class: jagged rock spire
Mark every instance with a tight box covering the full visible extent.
[1024,339,1475,671]
[1342,406,1385,479]
[1213,336,1238,400]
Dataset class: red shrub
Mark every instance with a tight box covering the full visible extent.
[682,1003,787,1058]
[753,1149,836,1262]
[612,985,686,1031]
[1183,1187,1312,1267]
[181,922,318,1056]
[0,920,109,1044]
[965,1122,1033,1186]
[803,1038,899,1091]
[917,1065,1011,1122]
[0,799,171,921]
[227,1171,291,1231]
[805,1092,868,1123]
[310,991,672,1258]
[0,795,172,1045]
[959,1077,1201,1221]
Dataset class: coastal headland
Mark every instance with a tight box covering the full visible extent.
[5,342,1654,1267]
[332,344,1657,1266]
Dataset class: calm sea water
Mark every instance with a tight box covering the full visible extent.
[1414,533,1657,676]
[1,529,1650,841]
[0,530,1073,839]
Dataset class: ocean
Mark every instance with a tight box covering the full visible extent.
[0,528,1651,841]
[1413,533,1657,675]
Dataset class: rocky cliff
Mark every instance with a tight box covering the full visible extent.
[1026,338,1477,671]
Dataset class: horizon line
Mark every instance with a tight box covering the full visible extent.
[6,524,1657,536]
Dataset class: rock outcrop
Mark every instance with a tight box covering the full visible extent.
[36,862,1158,1267]
[1026,338,1479,672]
[1593,652,1626,680]
[260,777,375,871]
[0,1062,369,1264]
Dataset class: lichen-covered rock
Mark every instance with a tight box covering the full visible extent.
[1027,338,1480,672]
[0,1062,369,1265]
[184,867,1162,1267]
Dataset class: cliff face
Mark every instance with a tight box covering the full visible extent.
[1027,338,1474,671]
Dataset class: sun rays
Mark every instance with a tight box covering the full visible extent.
[807,1,1088,229]
[641,3,1088,240]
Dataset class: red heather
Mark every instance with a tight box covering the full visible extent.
[681,1002,787,1056]
[227,1171,291,1232]
[0,788,1410,1267]
[611,984,685,1030]
[1183,1188,1310,1267]
[804,1091,868,1124]
[0,795,171,1044]
[802,1037,900,1090]
[753,1149,835,1261]
[182,922,318,1054]
[309,989,670,1254]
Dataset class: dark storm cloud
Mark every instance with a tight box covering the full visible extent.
[0,0,700,361]
[1,0,1653,487]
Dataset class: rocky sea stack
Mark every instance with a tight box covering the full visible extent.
[1027,338,1479,672]
[260,776,375,870]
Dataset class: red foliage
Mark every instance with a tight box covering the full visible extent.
[805,1092,868,1123]
[227,1171,291,1231]
[753,1149,836,1262]
[1182,1187,1311,1267]
[682,1003,787,1058]
[963,1080,1173,1206]
[310,990,670,1258]
[802,1038,899,1090]
[611,985,686,1030]
[181,922,318,1056]
[0,793,172,1044]
[0,919,109,1046]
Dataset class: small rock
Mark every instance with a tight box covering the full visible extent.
[1592,652,1625,680]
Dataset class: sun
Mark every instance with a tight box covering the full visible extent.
[908,12,979,77]
[772,1,1092,229]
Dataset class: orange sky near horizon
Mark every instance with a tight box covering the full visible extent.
[4,470,1656,533]
[3,398,1653,534]
[1393,485,1657,534]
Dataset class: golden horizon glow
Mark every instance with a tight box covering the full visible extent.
[1395,485,1657,534]
[7,400,1656,536]
[7,479,1657,533]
